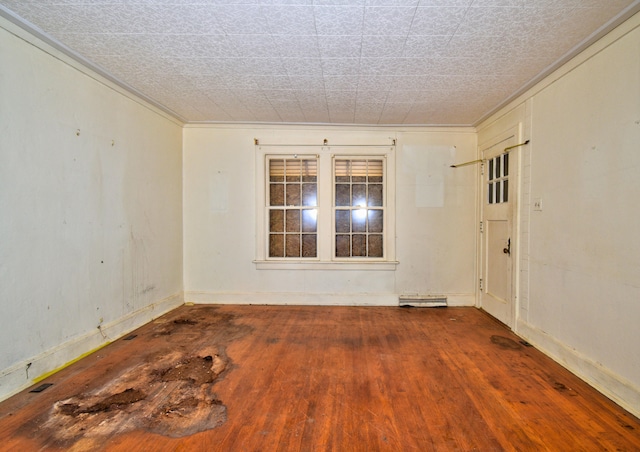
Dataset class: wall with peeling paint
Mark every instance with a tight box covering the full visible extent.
[0,21,184,400]
[477,13,640,416]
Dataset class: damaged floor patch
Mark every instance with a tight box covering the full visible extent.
[44,347,229,443]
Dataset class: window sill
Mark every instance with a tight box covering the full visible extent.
[253,260,399,271]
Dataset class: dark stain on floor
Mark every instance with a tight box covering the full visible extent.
[490,335,522,350]
[38,306,253,447]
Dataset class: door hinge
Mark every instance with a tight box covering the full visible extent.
[479,221,484,233]
[479,278,484,291]
[480,162,485,175]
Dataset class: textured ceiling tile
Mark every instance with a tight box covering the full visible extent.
[1,0,635,125]
[410,6,468,36]
[228,34,279,57]
[357,75,396,91]
[363,6,416,35]
[359,57,402,75]
[273,35,321,58]
[392,57,436,75]
[214,5,270,35]
[356,90,390,103]
[288,76,326,90]
[314,0,366,6]
[385,90,423,103]
[361,35,407,57]
[263,5,316,35]
[321,58,361,75]
[402,35,452,57]
[455,6,525,37]
[367,0,419,5]
[324,75,359,90]
[471,0,524,6]
[283,58,324,76]
[318,36,362,58]
[255,76,293,90]
[325,91,357,104]
[313,6,365,35]
[417,0,473,6]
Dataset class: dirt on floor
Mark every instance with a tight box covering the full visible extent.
[40,307,251,445]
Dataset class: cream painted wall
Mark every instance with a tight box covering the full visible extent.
[0,21,183,399]
[183,126,477,306]
[477,12,640,416]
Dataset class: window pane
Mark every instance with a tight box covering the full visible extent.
[336,210,350,233]
[488,159,494,181]
[302,183,317,206]
[286,184,301,206]
[335,184,350,206]
[368,210,383,233]
[286,234,300,257]
[503,179,508,202]
[285,159,301,182]
[270,184,284,206]
[302,209,317,232]
[503,153,509,177]
[352,184,366,207]
[269,234,284,257]
[352,209,366,232]
[270,210,284,232]
[301,159,317,182]
[335,159,350,181]
[270,160,284,182]
[369,234,383,257]
[351,160,367,182]
[286,210,300,232]
[496,180,501,202]
[302,234,316,257]
[368,184,383,206]
[336,234,350,257]
[488,182,494,204]
[352,234,366,256]
[495,157,501,178]
[368,160,383,179]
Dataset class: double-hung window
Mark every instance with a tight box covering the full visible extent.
[256,145,396,269]
[268,157,318,258]
[334,158,384,258]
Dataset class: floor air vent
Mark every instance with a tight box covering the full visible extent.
[399,295,448,307]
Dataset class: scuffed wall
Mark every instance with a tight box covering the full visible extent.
[477,12,640,416]
[0,20,183,399]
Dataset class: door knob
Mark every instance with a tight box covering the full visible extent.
[503,238,511,256]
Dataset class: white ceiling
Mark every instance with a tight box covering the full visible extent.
[1,1,638,126]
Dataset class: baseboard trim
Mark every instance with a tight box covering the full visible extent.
[0,292,183,402]
[185,291,475,307]
[516,318,640,418]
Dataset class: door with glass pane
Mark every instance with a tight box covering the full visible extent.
[480,133,517,327]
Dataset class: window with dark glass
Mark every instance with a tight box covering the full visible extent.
[268,157,317,258]
[334,159,384,258]
[487,153,509,204]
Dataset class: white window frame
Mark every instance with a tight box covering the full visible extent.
[254,145,397,270]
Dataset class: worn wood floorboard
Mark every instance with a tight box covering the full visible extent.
[0,305,638,451]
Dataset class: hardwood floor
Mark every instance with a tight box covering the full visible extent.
[0,305,638,451]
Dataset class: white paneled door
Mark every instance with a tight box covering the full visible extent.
[480,130,518,328]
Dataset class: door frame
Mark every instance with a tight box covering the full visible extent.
[477,124,522,329]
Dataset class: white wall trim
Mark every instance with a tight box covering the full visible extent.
[0,293,184,402]
[185,291,475,307]
[516,318,640,419]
